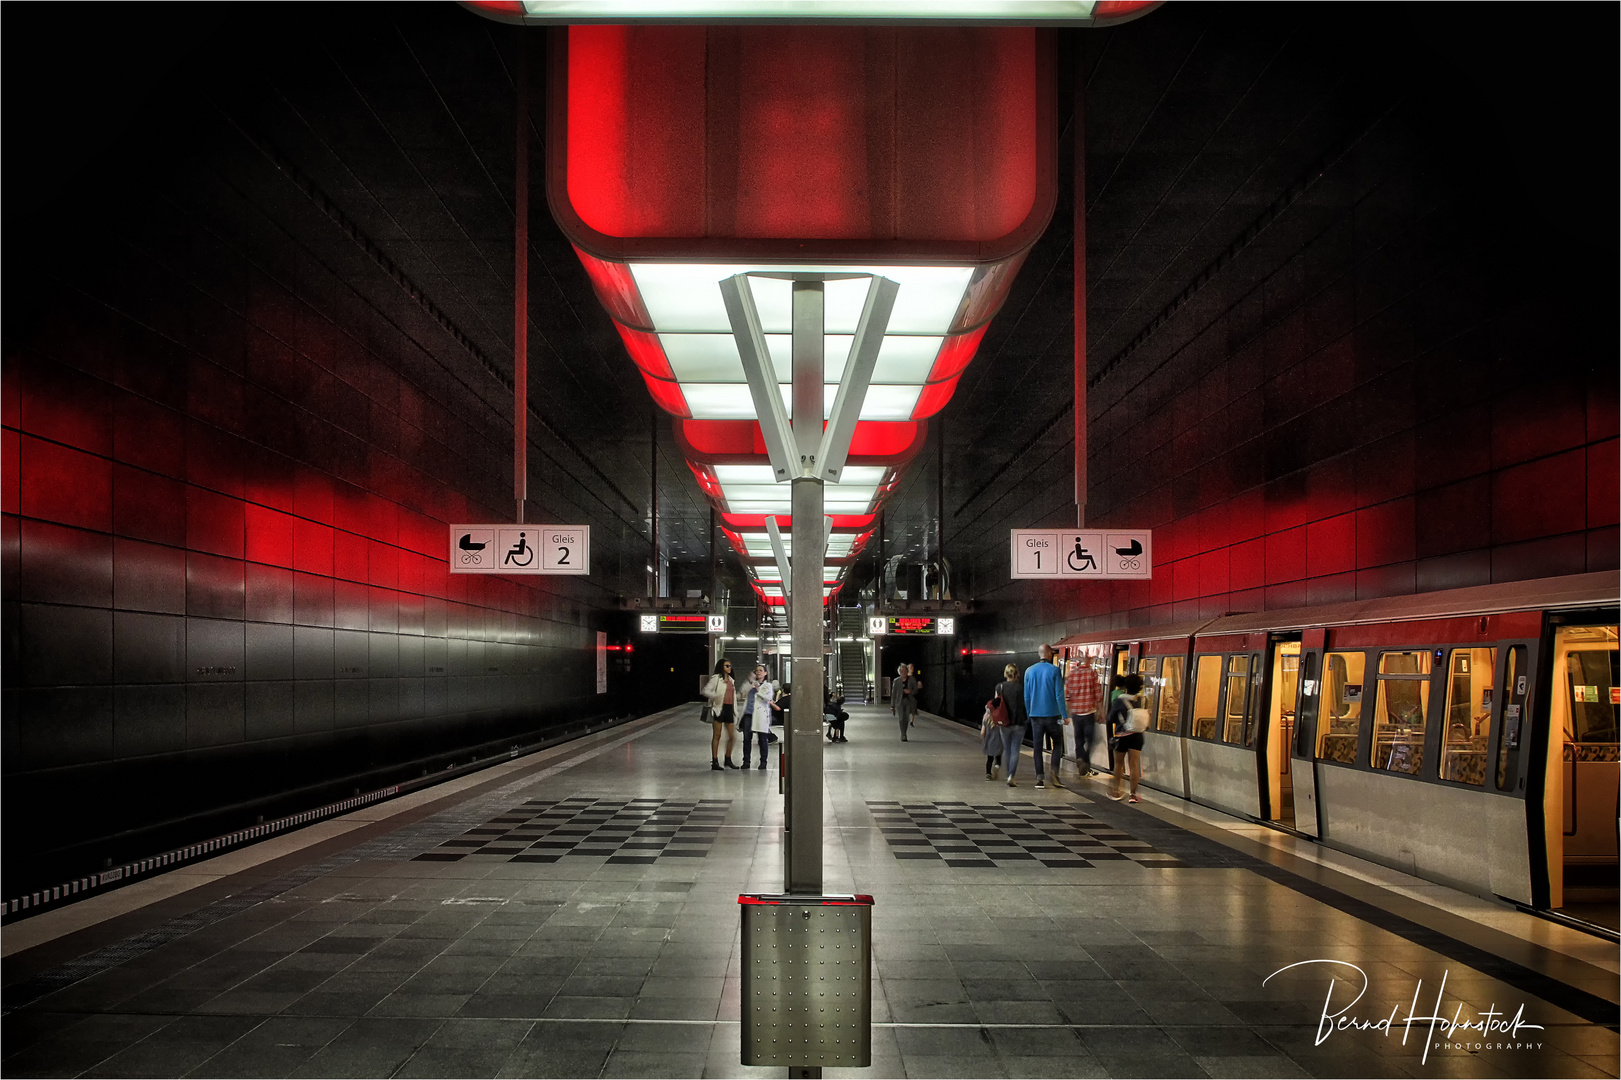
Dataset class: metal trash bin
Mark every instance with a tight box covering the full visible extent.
[739,893,873,1068]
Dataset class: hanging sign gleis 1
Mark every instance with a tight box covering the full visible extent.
[450,525,590,575]
[1010,530,1151,580]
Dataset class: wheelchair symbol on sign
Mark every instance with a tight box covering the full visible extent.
[504,532,534,567]
[1067,538,1097,573]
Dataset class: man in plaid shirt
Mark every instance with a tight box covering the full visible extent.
[1065,654,1104,777]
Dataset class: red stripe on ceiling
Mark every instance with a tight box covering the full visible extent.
[673,419,927,463]
[910,374,960,420]
[614,323,678,381]
[639,374,692,418]
[565,26,1039,245]
[573,246,653,329]
[923,325,987,384]
[721,513,877,529]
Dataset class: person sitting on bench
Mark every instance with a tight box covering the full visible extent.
[824,691,849,743]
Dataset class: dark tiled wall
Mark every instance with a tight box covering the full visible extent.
[962,85,1618,658]
[1,155,637,880]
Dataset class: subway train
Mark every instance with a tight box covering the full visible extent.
[1056,570,1619,930]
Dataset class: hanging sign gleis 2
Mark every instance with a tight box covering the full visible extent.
[450,525,591,575]
[1010,530,1151,580]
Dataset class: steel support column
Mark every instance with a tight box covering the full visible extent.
[786,281,825,896]
[1073,48,1088,529]
[513,45,529,525]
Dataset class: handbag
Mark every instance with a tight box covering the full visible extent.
[987,695,1012,728]
[699,704,715,724]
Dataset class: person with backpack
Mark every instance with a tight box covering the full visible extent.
[1107,672,1148,803]
[981,689,1006,780]
[993,663,1028,786]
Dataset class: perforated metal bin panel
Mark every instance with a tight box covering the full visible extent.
[740,893,873,1068]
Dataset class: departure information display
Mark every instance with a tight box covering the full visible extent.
[885,616,955,636]
[657,614,709,634]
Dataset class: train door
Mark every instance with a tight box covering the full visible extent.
[1258,636,1303,828]
[1289,629,1326,838]
[1541,623,1619,929]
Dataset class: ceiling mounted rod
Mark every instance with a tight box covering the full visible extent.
[819,275,897,483]
[720,274,797,482]
[765,516,793,599]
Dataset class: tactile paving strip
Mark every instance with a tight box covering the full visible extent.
[413,797,731,865]
[867,800,1187,868]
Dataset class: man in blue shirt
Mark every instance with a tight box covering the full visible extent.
[1024,644,1072,789]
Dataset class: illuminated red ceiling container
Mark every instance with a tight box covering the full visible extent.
[546,25,1057,589]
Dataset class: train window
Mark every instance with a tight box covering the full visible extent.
[1295,652,1318,758]
[1372,651,1432,775]
[1191,655,1223,740]
[1223,655,1251,744]
[1317,651,1366,765]
[1438,647,1496,786]
[1136,657,1161,725]
[1496,646,1528,791]
[1565,642,1619,744]
[1157,656,1185,732]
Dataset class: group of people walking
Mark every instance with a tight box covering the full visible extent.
[698,647,1150,806]
[981,645,1147,802]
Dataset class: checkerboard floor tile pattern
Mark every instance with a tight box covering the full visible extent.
[868,800,1189,868]
[412,796,730,865]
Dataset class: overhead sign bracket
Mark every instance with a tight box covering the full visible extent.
[721,274,798,483]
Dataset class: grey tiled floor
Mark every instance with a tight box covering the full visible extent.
[3,706,1616,1078]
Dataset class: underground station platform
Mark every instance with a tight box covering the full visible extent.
[2,706,1616,1080]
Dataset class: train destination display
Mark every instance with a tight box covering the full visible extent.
[877,616,955,635]
[639,613,710,633]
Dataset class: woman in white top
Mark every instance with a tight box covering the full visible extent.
[740,664,780,771]
[703,658,739,770]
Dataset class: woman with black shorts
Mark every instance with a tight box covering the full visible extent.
[703,659,739,770]
[1106,672,1146,803]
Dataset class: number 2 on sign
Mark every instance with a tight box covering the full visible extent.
[557,546,570,565]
